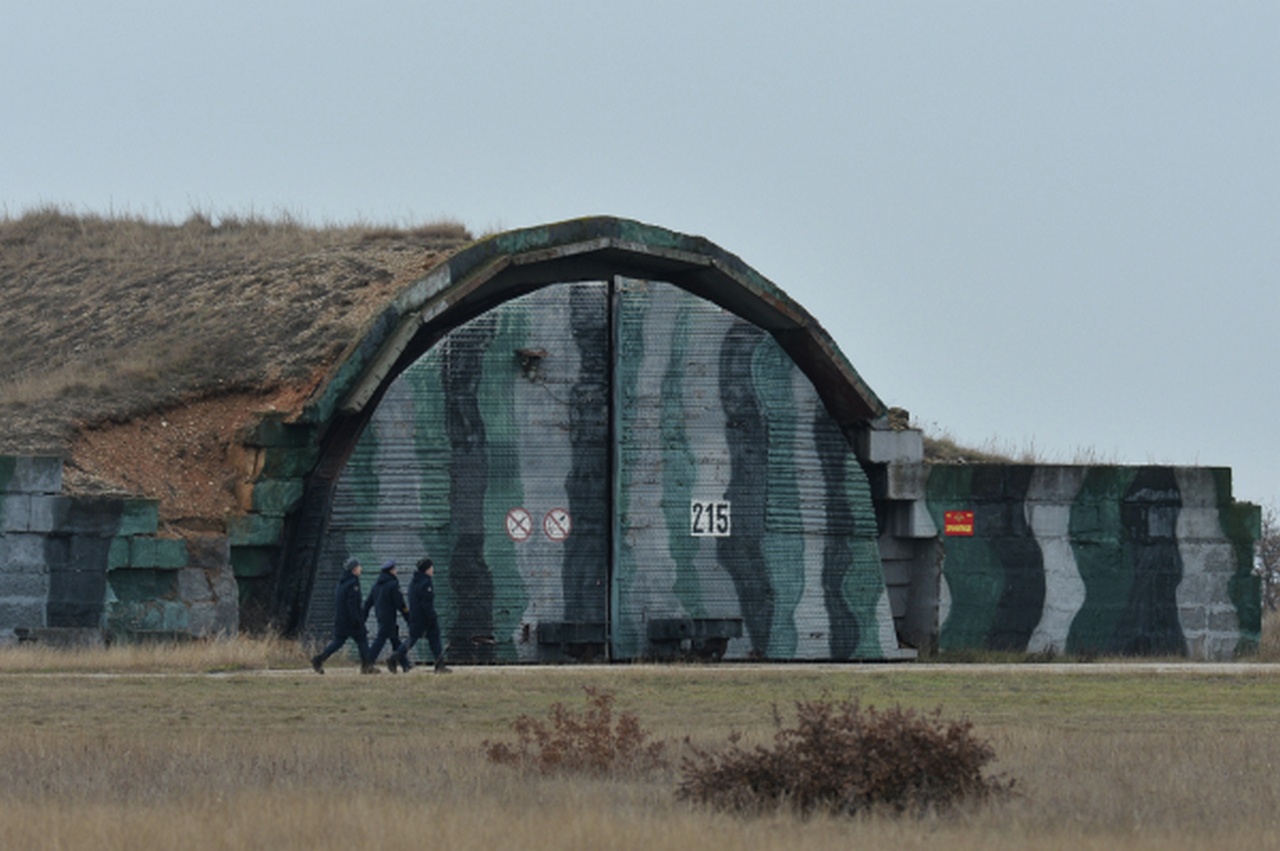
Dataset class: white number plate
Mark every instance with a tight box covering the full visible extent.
[690,500,731,537]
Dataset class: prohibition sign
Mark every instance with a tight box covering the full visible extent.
[505,507,533,543]
[543,507,572,542]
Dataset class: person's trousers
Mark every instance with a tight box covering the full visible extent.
[400,614,443,664]
[315,628,371,664]
[368,623,407,661]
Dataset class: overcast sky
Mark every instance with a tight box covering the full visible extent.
[3,1,1276,509]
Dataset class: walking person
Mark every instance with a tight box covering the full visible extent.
[391,557,451,673]
[311,557,377,674]
[364,560,412,673]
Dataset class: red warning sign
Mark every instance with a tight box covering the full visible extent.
[944,510,975,537]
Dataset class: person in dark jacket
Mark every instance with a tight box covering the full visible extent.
[311,557,377,674]
[391,557,450,673]
[364,560,412,673]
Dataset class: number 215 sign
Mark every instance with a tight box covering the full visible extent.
[691,500,731,537]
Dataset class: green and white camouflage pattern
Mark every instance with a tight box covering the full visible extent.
[926,464,1260,660]
[306,280,902,661]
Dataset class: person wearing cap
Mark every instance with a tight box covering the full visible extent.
[311,557,377,674]
[390,556,451,673]
[364,560,412,672]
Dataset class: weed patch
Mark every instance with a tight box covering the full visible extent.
[677,697,1013,817]
[484,686,668,776]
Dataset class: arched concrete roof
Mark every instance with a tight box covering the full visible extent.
[299,216,885,435]
[269,217,887,632]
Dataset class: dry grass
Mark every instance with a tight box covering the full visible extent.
[0,633,300,674]
[0,655,1278,850]
[0,207,471,457]
[1258,610,1280,662]
[917,420,1120,466]
[920,425,1022,465]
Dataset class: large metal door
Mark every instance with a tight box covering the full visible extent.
[611,280,896,661]
[307,282,611,662]
[308,279,896,662]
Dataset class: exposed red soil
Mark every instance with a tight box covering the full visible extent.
[1,212,473,529]
[67,383,315,527]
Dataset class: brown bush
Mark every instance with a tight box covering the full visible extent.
[484,686,668,776]
[677,697,1013,817]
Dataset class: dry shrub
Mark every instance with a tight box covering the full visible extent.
[485,686,667,776]
[677,697,1013,817]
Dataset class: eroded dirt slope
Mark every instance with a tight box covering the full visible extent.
[1,210,471,523]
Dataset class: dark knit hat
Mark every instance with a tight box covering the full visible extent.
[416,557,433,572]
[380,560,397,572]
[343,557,360,572]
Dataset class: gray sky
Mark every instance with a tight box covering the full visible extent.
[4,1,1277,509]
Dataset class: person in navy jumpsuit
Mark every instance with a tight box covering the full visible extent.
[392,557,450,673]
[364,560,412,672]
[311,557,376,674]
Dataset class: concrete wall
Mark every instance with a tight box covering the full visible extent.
[924,464,1260,661]
[0,456,238,642]
[864,426,1261,662]
[4,433,1261,662]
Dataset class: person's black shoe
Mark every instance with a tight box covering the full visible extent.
[311,655,324,675]
[360,664,381,675]
[434,657,452,674]
[386,656,398,674]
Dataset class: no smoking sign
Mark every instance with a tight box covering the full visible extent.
[505,507,533,542]
[543,508,571,542]
[505,507,573,542]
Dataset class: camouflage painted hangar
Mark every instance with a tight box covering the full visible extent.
[0,217,1262,660]
[278,217,909,663]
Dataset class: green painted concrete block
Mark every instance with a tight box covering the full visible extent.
[161,602,190,632]
[118,500,160,536]
[129,538,158,567]
[109,569,178,604]
[1,494,31,532]
[138,605,164,631]
[108,537,131,569]
[251,479,304,516]
[228,514,284,547]
[130,537,189,568]
[260,446,320,479]
[39,496,124,537]
[243,416,316,449]
[0,456,62,494]
[1209,468,1234,507]
[1226,502,1262,540]
[231,545,278,578]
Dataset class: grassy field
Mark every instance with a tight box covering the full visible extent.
[2,636,1279,850]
